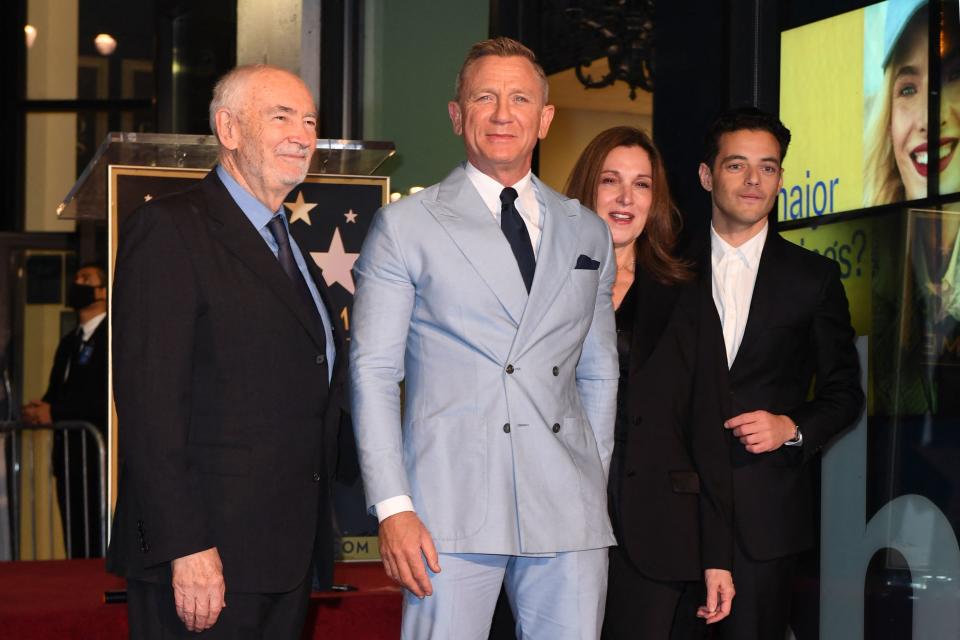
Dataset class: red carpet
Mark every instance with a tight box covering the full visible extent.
[0,558,401,639]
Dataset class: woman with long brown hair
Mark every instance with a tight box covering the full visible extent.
[566,127,734,638]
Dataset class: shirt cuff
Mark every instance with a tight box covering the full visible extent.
[374,495,415,522]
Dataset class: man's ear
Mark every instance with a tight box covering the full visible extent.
[537,104,555,140]
[698,163,714,192]
[448,101,463,136]
[215,108,240,151]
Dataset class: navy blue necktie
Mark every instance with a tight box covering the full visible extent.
[500,187,536,292]
[266,214,323,322]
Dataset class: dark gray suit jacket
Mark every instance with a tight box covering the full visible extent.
[107,170,348,592]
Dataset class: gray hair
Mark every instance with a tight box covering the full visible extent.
[208,64,297,138]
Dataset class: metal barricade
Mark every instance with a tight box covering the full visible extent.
[0,420,106,560]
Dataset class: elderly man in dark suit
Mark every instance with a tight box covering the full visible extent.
[108,64,346,637]
[695,107,864,639]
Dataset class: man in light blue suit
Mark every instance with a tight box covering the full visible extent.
[350,37,619,639]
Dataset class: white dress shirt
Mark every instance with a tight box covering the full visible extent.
[81,312,107,342]
[710,222,768,369]
[373,163,545,523]
[464,161,542,254]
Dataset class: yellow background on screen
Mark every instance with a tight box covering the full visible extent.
[780,9,865,221]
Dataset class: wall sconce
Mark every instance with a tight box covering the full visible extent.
[24,25,37,49]
[94,33,117,56]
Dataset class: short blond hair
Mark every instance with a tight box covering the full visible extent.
[453,37,548,104]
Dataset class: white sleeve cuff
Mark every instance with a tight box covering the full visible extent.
[374,495,415,522]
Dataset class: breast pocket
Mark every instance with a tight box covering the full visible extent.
[568,268,602,307]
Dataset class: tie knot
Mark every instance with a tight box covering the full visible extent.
[266,214,290,246]
[500,187,519,207]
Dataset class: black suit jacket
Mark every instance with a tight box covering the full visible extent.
[44,319,108,434]
[613,270,733,582]
[694,229,864,561]
[107,171,348,593]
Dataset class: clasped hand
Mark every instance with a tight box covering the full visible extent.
[724,410,795,454]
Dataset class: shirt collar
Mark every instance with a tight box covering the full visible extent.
[80,312,106,342]
[216,164,284,231]
[710,220,768,271]
[464,161,534,215]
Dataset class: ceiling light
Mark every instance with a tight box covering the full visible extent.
[94,33,117,56]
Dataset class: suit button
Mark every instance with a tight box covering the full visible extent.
[505,364,514,374]
[552,366,559,376]
[313,472,322,482]
[552,423,561,433]
[503,423,511,433]
[316,354,326,366]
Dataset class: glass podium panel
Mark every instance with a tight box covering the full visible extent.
[57,132,395,220]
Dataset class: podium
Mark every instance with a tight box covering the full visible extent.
[57,132,395,221]
[57,132,394,557]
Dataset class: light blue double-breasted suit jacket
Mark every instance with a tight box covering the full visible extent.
[350,164,618,555]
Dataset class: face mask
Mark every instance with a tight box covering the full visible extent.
[66,282,102,310]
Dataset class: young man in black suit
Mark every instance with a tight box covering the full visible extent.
[108,64,347,637]
[22,263,108,557]
[695,108,864,639]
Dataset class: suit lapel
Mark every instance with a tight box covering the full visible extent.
[199,172,327,350]
[696,241,725,359]
[729,230,778,375]
[513,177,580,350]
[422,165,529,325]
[629,273,680,374]
[695,240,733,416]
[305,258,349,384]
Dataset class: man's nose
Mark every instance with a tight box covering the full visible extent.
[492,98,512,122]
[287,121,315,146]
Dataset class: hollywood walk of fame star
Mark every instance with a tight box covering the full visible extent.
[285,191,318,225]
[311,228,359,294]
[344,209,358,223]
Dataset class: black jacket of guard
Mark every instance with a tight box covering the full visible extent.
[107,170,348,593]
[43,319,108,432]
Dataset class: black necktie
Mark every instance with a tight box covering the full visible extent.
[266,214,323,320]
[500,187,536,292]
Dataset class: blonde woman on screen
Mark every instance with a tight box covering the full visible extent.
[864,0,928,206]
[864,0,960,205]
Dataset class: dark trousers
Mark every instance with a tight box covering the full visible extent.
[602,545,708,640]
[126,566,313,639]
[715,540,798,640]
